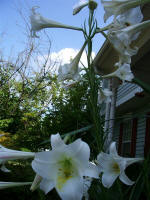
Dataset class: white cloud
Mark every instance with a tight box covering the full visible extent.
[51,47,95,69]
[32,47,95,74]
[51,48,78,65]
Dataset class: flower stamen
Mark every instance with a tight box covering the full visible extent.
[57,158,74,190]
[112,162,120,174]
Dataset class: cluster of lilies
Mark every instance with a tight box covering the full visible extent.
[1,0,150,199]
[0,134,143,199]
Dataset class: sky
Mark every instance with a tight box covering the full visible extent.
[0,0,106,68]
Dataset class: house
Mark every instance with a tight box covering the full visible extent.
[94,4,150,158]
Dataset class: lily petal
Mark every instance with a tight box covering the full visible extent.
[84,162,99,178]
[58,41,87,82]
[56,176,83,200]
[115,158,126,172]
[124,157,144,167]
[101,0,147,22]
[108,32,138,64]
[68,139,90,171]
[117,6,143,27]
[51,133,66,149]
[73,0,88,15]
[40,178,55,194]
[102,172,118,188]
[116,19,150,47]
[109,142,119,157]
[119,171,134,185]
[97,152,115,172]
[32,152,58,180]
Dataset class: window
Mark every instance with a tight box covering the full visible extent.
[122,120,132,156]
[118,118,137,157]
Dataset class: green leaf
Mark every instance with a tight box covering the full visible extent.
[129,172,144,200]
[39,125,93,145]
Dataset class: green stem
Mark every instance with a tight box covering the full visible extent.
[86,10,104,152]
[96,24,112,33]
[133,78,150,94]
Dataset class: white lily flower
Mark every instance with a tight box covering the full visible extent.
[0,145,35,163]
[58,42,86,82]
[58,65,81,82]
[30,7,82,37]
[114,19,150,47]
[110,6,143,39]
[73,0,89,15]
[116,6,143,28]
[108,19,150,64]
[101,0,148,22]
[107,6,143,64]
[0,182,32,190]
[97,142,143,188]
[30,167,94,197]
[102,63,134,82]
[32,133,99,199]
[98,88,112,104]
[108,32,138,64]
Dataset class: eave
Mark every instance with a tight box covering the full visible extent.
[93,3,150,85]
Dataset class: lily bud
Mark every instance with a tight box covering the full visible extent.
[73,0,89,15]
[88,0,98,11]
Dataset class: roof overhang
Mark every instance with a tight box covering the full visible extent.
[94,3,150,85]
